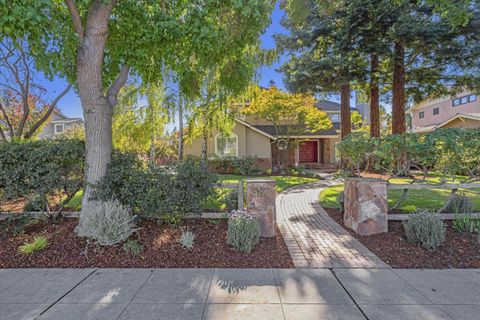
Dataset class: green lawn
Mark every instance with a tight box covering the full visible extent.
[67,174,318,212]
[319,177,480,213]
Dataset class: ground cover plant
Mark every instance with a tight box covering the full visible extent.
[18,235,48,254]
[227,209,260,253]
[403,211,446,251]
[0,218,293,268]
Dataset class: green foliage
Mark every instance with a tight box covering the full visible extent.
[452,214,480,235]
[97,154,218,219]
[23,195,47,212]
[0,214,34,240]
[403,211,446,251]
[123,239,144,257]
[179,229,195,249]
[208,155,261,175]
[75,200,137,246]
[266,169,272,175]
[19,235,48,254]
[0,139,85,220]
[337,133,374,175]
[227,209,260,253]
[335,129,480,180]
[445,193,473,214]
[161,214,183,228]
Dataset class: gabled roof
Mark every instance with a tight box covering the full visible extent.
[316,100,360,113]
[411,112,480,133]
[437,112,480,128]
[253,125,338,138]
[234,118,275,139]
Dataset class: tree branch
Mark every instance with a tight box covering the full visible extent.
[24,84,72,139]
[64,0,84,43]
[107,65,130,108]
[0,101,14,138]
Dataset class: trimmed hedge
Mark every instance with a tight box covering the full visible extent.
[0,138,85,219]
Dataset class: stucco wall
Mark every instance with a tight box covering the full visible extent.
[410,94,479,128]
[184,121,271,158]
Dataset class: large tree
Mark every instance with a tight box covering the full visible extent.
[2,1,274,212]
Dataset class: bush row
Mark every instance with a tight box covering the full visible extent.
[337,128,480,180]
[0,138,85,219]
[208,155,262,175]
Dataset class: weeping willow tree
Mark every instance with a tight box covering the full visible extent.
[112,82,171,163]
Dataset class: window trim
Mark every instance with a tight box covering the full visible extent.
[54,123,65,134]
[419,111,425,119]
[453,94,477,107]
[215,132,238,156]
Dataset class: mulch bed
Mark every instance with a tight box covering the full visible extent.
[325,208,480,268]
[0,218,293,268]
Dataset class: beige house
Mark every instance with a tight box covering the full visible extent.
[408,92,480,133]
[184,101,343,170]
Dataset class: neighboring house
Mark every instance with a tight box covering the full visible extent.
[184,100,354,170]
[407,92,480,133]
[37,110,84,139]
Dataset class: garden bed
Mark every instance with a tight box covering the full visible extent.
[0,218,293,268]
[325,208,480,268]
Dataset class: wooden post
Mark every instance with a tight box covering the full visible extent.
[237,180,244,209]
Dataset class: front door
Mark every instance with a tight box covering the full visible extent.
[299,141,318,163]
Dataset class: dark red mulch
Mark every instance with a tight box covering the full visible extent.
[0,219,293,268]
[325,208,480,269]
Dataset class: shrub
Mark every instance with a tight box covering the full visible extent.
[0,214,35,240]
[179,229,195,249]
[19,235,48,254]
[96,154,218,219]
[452,214,480,235]
[23,195,47,212]
[336,132,374,175]
[403,211,445,250]
[227,209,260,253]
[75,200,137,246]
[123,239,144,256]
[445,192,473,214]
[208,155,261,175]
[0,138,85,220]
[266,168,272,175]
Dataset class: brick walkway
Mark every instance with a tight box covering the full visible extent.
[277,179,389,268]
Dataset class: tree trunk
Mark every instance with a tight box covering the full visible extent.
[178,96,184,161]
[75,1,116,209]
[340,83,351,139]
[201,127,208,164]
[392,40,406,134]
[369,53,380,138]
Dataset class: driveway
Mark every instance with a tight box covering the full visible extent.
[1,268,480,319]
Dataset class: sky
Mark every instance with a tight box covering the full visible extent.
[40,2,346,120]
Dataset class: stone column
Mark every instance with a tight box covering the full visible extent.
[246,179,276,237]
[344,178,388,236]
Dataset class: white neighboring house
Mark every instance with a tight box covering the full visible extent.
[37,110,84,139]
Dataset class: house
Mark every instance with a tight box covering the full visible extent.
[37,110,84,139]
[184,100,354,170]
[407,92,480,133]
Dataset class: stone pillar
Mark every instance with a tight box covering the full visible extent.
[246,179,276,237]
[344,178,388,236]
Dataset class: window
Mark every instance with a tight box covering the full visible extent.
[433,107,439,115]
[54,124,64,134]
[419,111,425,119]
[330,114,340,122]
[215,133,238,156]
[453,94,477,106]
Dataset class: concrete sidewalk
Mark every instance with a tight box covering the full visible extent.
[1,268,480,319]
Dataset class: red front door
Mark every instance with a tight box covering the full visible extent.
[299,141,318,163]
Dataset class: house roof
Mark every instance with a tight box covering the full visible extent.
[411,112,480,133]
[316,100,360,113]
[253,125,338,137]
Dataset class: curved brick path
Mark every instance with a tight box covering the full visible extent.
[277,178,389,268]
